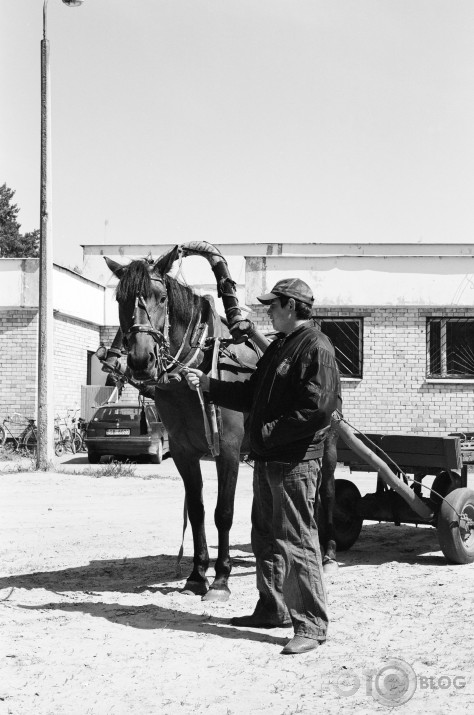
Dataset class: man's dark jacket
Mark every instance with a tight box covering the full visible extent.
[209,322,340,462]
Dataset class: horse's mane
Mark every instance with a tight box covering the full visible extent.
[165,275,201,328]
[115,258,206,331]
[115,260,154,302]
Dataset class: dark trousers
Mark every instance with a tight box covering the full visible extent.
[251,459,328,640]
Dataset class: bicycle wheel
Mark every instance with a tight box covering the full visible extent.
[62,428,73,453]
[24,428,37,455]
[0,425,6,447]
[54,426,63,456]
[71,433,82,454]
[4,439,17,453]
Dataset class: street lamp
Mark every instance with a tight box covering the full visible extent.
[37,0,83,469]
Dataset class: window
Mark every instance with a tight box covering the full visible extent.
[93,407,140,422]
[312,317,363,378]
[92,405,159,423]
[427,317,474,378]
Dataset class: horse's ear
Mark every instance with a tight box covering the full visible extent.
[104,256,126,278]
[152,245,181,276]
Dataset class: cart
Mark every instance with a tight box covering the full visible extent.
[332,428,474,565]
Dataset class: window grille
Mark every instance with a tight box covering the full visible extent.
[313,317,363,378]
[427,317,474,378]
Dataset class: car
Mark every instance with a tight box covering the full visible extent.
[84,401,169,464]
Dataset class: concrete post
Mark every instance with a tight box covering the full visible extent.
[37,24,55,468]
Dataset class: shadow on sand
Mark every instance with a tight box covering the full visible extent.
[0,524,448,606]
[18,601,288,645]
[337,522,448,568]
[0,552,255,597]
[0,554,195,595]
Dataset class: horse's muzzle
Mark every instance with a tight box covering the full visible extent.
[127,351,169,385]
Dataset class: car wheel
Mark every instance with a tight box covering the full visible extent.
[88,452,100,464]
[150,439,163,464]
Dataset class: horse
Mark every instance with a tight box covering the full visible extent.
[103,248,339,601]
[104,249,261,601]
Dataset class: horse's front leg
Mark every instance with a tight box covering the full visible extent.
[320,427,339,574]
[202,448,240,603]
[171,447,210,596]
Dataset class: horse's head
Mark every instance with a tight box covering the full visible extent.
[105,246,181,382]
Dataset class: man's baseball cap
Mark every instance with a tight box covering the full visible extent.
[257,278,314,306]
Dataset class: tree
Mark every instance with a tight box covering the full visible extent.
[0,183,39,258]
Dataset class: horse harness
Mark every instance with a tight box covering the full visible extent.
[121,280,258,456]
[122,278,207,382]
[124,278,256,381]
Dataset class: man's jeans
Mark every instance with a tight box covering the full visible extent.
[251,459,328,641]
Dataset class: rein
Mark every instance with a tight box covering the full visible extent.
[121,277,219,455]
[124,293,167,346]
[118,267,257,458]
[123,275,208,384]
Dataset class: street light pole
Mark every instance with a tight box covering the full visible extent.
[37,0,83,469]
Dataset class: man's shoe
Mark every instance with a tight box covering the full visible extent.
[230,614,292,629]
[281,635,321,655]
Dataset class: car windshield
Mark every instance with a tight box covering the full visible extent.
[93,407,139,423]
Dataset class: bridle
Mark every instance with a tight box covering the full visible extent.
[123,286,167,349]
[121,275,207,385]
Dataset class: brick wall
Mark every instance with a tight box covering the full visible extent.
[0,309,101,429]
[100,325,120,348]
[54,314,101,416]
[250,303,474,435]
[86,307,474,435]
[0,309,38,432]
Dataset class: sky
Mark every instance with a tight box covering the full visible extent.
[2,0,474,269]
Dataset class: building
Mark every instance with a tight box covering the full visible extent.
[1,241,473,435]
[0,259,108,429]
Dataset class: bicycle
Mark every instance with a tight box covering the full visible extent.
[54,413,73,456]
[68,408,87,453]
[0,413,38,454]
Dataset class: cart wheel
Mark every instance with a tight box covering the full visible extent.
[437,488,474,564]
[430,471,462,511]
[333,479,363,551]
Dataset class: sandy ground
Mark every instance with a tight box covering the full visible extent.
[1,458,474,715]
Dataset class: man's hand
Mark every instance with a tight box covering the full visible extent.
[183,368,210,392]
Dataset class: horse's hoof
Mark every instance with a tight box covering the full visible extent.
[180,579,209,596]
[323,558,339,575]
[201,586,231,602]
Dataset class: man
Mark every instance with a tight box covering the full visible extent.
[184,278,340,655]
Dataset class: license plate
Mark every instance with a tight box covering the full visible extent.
[106,428,130,436]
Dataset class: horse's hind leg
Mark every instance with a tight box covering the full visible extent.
[202,449,240,603]
[172,449,210,596]
[319,427,339,574]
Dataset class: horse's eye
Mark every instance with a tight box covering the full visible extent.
[159,296,166,305]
